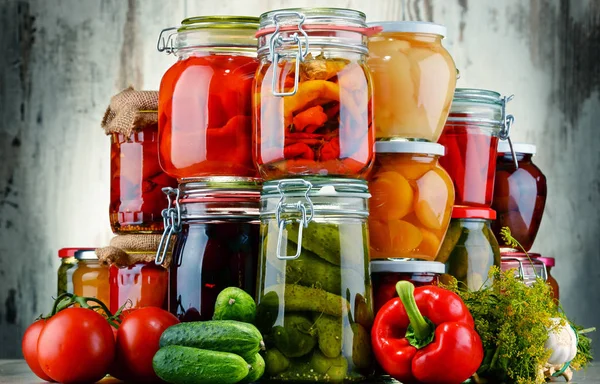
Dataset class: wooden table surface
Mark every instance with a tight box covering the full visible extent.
[1,360,600,383]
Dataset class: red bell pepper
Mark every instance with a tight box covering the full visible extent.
[371,281,483,384]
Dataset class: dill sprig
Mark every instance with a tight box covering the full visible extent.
[500,226,539,279]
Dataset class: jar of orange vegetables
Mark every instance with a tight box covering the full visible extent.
[369,141,454,260]
[368,21,457,142]
[68,250,110,308]
[157,16,260,180]
[253,8,374,179]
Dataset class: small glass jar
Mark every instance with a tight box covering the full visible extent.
[57,248,95,295]
[109,262,168,314]
[501,252,547,287]
[369,142,454,260]
[371,260,444,312]
[253,8,374,179]
[367,22,457,141]
[156,179,260,322]
[158,17,260,180]
[438,89,515,207]
[110,123,177,234]
[492,142,547,251]
[437,207,501,291]
[68,250,110,307]
[256,178,373,382]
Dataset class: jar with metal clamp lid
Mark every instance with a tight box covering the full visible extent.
[155,178,260,321]
[256,178,374,382]
[501,252,547,287]
[438,88,516,207]
[253,8,375,179]
[157,16,260,180]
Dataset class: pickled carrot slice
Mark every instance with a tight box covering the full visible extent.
[369,171,414,220]
[414,170,450,230]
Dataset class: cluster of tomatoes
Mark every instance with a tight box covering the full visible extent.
[22,294,179,384]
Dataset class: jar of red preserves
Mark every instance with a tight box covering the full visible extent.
[438,89,515,207]
[492,142,547,252]
[371,260,445,312]
[253,8,375,179]
[157,17,260,180]
[155,179,260,321]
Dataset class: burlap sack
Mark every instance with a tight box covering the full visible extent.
[96,234,173,268]
[101,86,158,137]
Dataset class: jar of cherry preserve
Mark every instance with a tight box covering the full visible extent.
[157,17,260,180]
[492,142,547,252]
[438,89,515,207]
[254,8,375,179]
[155,178,260,321]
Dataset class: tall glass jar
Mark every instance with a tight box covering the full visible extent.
[156,179,260,322]
[110,123,177,234]
[367,22,456,141]
[438,89,515,207]
[253,8,374,179]
[369,142,454,260]
[158,17,260,180]
[256,178,374,382]
[68,250,110,308]
[492,142,547,251]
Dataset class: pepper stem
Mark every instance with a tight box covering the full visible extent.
[396,281,434,347]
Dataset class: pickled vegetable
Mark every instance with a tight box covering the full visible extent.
[312,314,343,358]
[368,30,456,141]
[273,314,317,358]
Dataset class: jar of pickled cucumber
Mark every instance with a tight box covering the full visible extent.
[256,178,374,382]
[437,207,501,291]
[367,21,457,141]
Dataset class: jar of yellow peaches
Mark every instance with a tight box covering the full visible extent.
[368,22,457,142]
[369,141,454,260]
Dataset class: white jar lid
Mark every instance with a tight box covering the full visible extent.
[371,260,446,274]
[497,141,536,155]
[375,141,445,156]
[368,21,447,38]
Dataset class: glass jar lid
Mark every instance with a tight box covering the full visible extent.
[58,248,96,258]
[371,260,445,274]
[74,250,99,261]
[375,141,445,156]
[497,141,536,155]
[157,16,259,54]
[368,21,446,37]
[451,206,496,220]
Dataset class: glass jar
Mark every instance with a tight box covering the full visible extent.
[109,262,168,313]
[369,142,454,260]
[367,22,456,141]
[57,248,94,295]
[501,252,547,287]
[68,250,110,307]
[256,178,373,382]
[157,17,260,180]
[371,260,444,312]
[156,179,260,322]
[438,89,515,207]
[437,207,501,291]
[534,256,558,301]
[492,142,547,251]
[110,123,177,234]
[254,8,374,179]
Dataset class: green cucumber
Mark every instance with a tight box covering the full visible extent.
[213,287,257,323]
[153,345,250,384]
[159,320,264,361]
[240,353,265,383]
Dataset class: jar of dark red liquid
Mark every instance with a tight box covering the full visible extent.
[492,142,547,252]
[371,260,444,312]
[253,8,375,179]
[155,179,260,321]
[438,89,515,207]
[157,16,260,180]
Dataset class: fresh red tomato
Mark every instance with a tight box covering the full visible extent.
[113,307,179,382]
[37,308,115,384]
[22,319,54,382]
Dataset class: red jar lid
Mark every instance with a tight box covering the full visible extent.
[451,206,496,220]
[533,256,554,267]
[58,247,96,258]
[501,251,542,259]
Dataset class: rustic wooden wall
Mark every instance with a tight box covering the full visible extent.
[0,0,599,358]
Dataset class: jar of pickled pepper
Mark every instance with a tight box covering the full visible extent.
[155,178,260,322]
[367,21,457,142]
[369,142,454,260]
[256,178,374,382]
[438,89,516,207]
[157,17,260,180]
[437,207,501,291]
[492,142,547,252]
[254,8,375,179]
